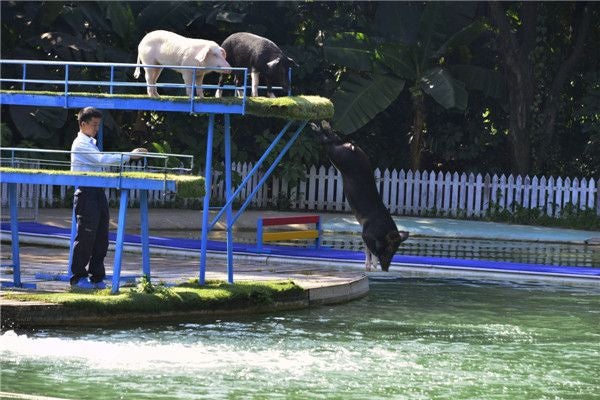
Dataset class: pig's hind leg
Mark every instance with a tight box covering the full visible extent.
[181,70,204,98]
[194,71,205,98]
[144,67,163,97]
[364,247,375,271]
[251,71,260,97]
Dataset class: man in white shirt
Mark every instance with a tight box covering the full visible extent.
[70,107,147,289]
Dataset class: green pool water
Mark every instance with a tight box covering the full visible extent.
[2,279,599,399]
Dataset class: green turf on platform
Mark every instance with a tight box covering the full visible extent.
[0,167,204,198]
[0,90,334,120]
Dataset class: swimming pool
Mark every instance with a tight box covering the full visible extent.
[323,235,600,268]
[199,230,600,268]
[2,279,599,399]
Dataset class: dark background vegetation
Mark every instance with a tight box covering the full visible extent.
[1,1,598,183]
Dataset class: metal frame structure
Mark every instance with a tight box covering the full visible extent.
[0,59,308,289]
[1,167,178,293]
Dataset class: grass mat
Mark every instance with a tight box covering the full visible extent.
[0,167,204,198]
[2,280,305,314]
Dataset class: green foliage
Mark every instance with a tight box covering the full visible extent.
[130,275,170,295]
[0,123,14,146]
[324,32,374,71]
[0,1,598,181]
[484,202,600,231]
[324,2,490,136]
[572,72,600,176]
[420,68,467,110]
[331,72,405,134]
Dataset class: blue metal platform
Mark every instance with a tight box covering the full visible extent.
[0,59,248,114]
[1,58,311,290]
[0,90,246,115]
[1,168,178,293]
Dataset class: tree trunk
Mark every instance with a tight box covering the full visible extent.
[507,95,531,175]
[409,88,426,171]
[536,3,592,172]
[489,2,537,175]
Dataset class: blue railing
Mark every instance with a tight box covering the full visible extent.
[0,59,293,114]
[0,59,247,113]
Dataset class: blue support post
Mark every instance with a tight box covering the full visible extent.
[21,64,26,91]
[140,190,150,278]
[315,217,322,249]
[208,120,293,230]
[111,189,129,294]
[109,66,114,94]
[199,114,215,285]
[256,218,264,252]
[8,183,21,287]
[224,114,234,283]
[68,205,77,276]
[64,64,70,108]
[231,121,308,225]
[242,68,248,114]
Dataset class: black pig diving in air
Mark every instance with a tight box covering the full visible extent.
[310,120,409,271]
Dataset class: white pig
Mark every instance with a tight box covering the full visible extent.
[133,30,231,98]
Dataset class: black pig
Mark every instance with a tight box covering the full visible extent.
[216,32,297,98]
[310,121,409,271]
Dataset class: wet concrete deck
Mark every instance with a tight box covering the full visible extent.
[0,241,369,328]
[1,243,366,293]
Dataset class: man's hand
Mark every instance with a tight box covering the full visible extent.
[130,148,148,161]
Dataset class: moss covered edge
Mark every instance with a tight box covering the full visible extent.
[2,279,306,315]
[0,167,204,198]
[0,90,334,120]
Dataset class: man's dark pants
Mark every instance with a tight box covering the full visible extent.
[70,187,109,285]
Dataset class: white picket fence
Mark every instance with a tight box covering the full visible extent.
[210,164,599,217]
[2,163,599,217]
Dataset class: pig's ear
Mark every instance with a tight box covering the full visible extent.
[309,122,321,132]
[220,47,227,59]
[266,58,281,70]
[321,120,332,131]
[195,46,210,63]
[287,57,299,68]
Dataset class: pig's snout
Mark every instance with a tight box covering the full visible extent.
[217,59,231,75]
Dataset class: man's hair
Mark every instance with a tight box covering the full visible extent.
[77,107,103,125]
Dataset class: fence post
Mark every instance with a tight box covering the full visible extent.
[398,169,406,215]
[419,170,428,216]
[592,178,599,215]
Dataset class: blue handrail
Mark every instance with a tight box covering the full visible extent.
[0,59,293,114]
[0,59,249,114]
